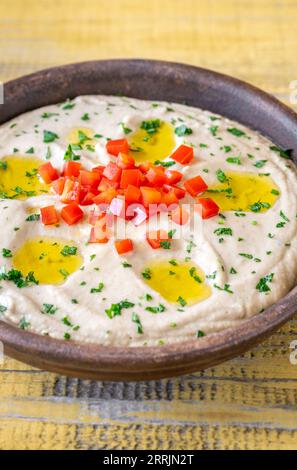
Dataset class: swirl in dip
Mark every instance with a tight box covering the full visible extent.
[0,95,296,346]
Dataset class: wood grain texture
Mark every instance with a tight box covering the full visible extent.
[0,0,297,450]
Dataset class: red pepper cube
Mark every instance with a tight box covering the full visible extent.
[93,188,118,205]
[106,138,129,156]
[117,153,135,169]
[124,184,141,203]
[103,162,122,182]
[165,169,183,185]
[163,184,186,200]
[184,175,208,197]
[171,206,190,225]
[120,169,142,189]
[170,145,194,165]
[63,161,82,178]
[195,197,220,219]
[61,203,84,225]
[114,239,134,255]
[146,167,167,187]
[40,205,59,225]
[38,162,59,184]
[60,178,82,204]
[52,177,65,195]
[146,230,170,249]
[140,186,162,206]
[79,170,102,190]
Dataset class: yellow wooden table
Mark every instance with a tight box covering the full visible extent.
[0,0,297,450]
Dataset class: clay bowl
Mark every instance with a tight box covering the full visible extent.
[0,59,297,380]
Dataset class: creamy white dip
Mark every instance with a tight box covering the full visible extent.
[0,95,296,346]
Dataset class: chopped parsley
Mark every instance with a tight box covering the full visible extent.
[254,160,267,168]
[209,125,218,136]
[239,253,253,259]
[90,282,104,293]
[122,261,132,268]
[213,227,233,236]
[214,283,234,294]
[2,248,12,257]
[226,156,241,165]
[81,113,90,121]
[227,127,245,137]
[120,122,132,134]
[196,330,205,338]
[105,299,135,319]
[269,146,292,160]
[160,241,171,249]
[154,160,175,167]
[141,119,161,136]
[216,168,228,183]
[141,268,152,280]
[256,273,274,292]
[0,268,38,288]
[41,304,58,315]
[169,259,178,266]
[0,161,7,170]
[132,313,143,334]
[64,144,80,161]
[175,124,192,137]
[145,303,166,313]
[43,130,59,143]
[189,267,202,283]
[249,201,271,212]
[19,317,30,330]
[60,245,77,256]
[177,296,187,307]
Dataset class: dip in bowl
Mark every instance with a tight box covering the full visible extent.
[0,60,296,380]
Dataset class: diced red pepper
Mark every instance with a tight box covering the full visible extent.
[124,184,141,203]
[106,138,129,156]
[92,215,110,243]
[161,190,179,207]
[63,161,82,178]
[170,145,194,165]
[60,178,82,204]
[80,191,96,206]
[184,175,208,196]
[163,184,186,199]
[89,226,109,244]
[61,203,84,225]
[171,206,190,225]
[103,162,122,182]
[165,169,183,185]
[140,186,162,206]
[93,188,118,205]
[146,230,170,249]
[38,162,59,184]
[98,177,119,192]
[40,205,59,225]
[117,153,135,169]
[120,169,142,189]
[79,170,102,190]
[195,197,220,219]
[146,167,167,187]
[138,161,152,173]
[114,239,134,255]
[92,165,105,175]
[52,177,65,195]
